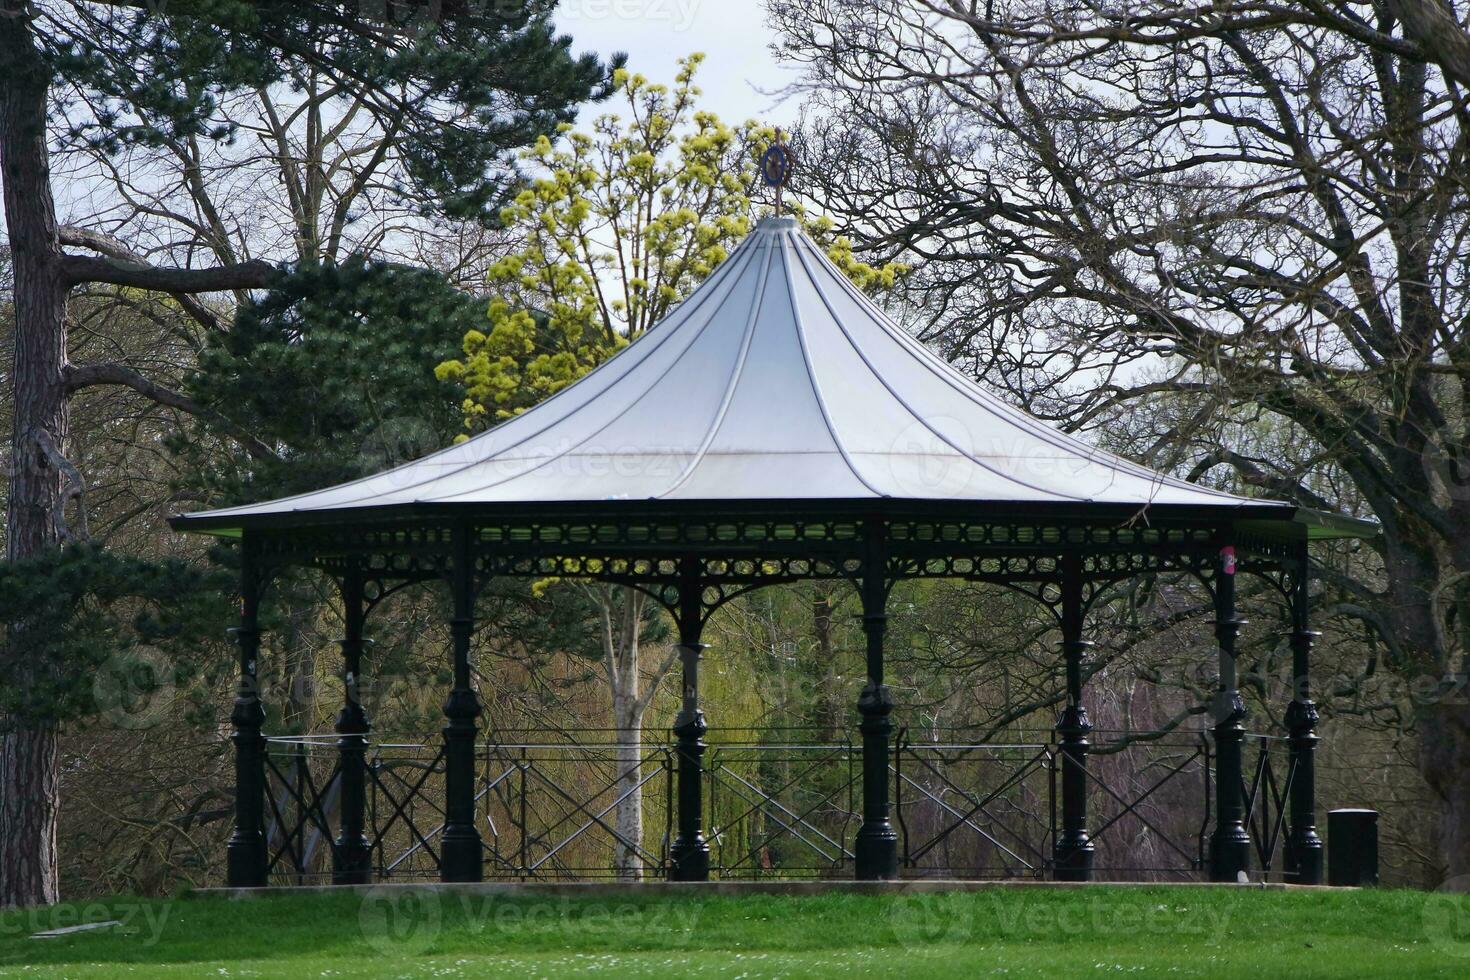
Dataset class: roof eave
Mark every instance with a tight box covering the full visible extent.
[168,496,1322,539]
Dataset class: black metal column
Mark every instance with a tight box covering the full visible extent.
[669,557,711,881]
[1210,544,1252,881]
[1284,543,1324,884]
[333,562,372,884]
[855,517,898,880]
[440,524,483,881]
[226,534,267,887]
[1054,551,1095,881]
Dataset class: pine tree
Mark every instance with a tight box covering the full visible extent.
[0,0,614,908]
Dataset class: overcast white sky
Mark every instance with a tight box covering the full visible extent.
[555,0,801,127]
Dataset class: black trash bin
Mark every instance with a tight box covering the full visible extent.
[1328,808,1378,887]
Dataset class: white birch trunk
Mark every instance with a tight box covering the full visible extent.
[592,585,679,881]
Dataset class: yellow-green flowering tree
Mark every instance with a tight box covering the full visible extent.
[436,55,904,878]
[437,54,902,431]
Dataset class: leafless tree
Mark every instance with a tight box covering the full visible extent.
[773,0,1470,879]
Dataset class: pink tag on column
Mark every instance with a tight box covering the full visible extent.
[1220,545,1237,575]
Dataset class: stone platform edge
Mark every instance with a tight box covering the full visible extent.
[194,878,1343,900]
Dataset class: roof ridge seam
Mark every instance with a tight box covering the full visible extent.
[797,229,1260,507]
[183,230,764,519]
[657,232,777,499]
[423,245,768,505]
[789,236,1086,503]
[780,230,886,498]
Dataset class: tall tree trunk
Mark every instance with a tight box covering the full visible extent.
[1385,536,1470,881]
[596,586,655,881]
[1421,700,1470,882]
[1,6,68,909]
[812,590,840,739]
[612,688,644,881]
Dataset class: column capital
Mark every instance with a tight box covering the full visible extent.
[1285,697,1320,731]
[1211,689,1248,727]
[443,686,482,721]
[857,680,895,716]
[672,707,708,738]
[1058,703,1092,736]
[336,701,370,736]
[230,695,266,729]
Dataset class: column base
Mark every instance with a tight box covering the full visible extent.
[1286,830,1324,885]
[1053,835,1094,882]
[226,834,268,888]
[440,832,484,882]
[669,837,711,881]
[854,824,899,880]
[1209,829,1252,882]
[440,679,482,883]
[333,837,373,885]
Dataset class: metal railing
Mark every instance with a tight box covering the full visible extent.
[1244,734,1297,877]
[894,734,1053,878]
[706,732,859,878]
[256,725,1296,884]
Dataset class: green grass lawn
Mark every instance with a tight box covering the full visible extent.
[1,885,1468,978]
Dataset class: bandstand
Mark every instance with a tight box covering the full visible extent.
[172,216,1373,888]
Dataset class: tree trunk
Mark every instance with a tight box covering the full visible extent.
[1420,698,1470,882]
[0,731,59,908]
[1,6,70,909]
[1383,537,1470,882]
[612,692,644,881]
[600,586,647,881]
[812,590,841,739]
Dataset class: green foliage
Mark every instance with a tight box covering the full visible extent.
[41,0,617,219]
[174,259,481,503]
[436,55,907,431]
[0,545,232,729]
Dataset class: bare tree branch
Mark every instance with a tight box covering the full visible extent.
[59,252,277,294]
[57,226,230,332]
[62,361,279,461]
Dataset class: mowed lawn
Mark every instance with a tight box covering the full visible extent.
[2,884,1468,978]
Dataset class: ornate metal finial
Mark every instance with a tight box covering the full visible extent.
[760,129,795,217]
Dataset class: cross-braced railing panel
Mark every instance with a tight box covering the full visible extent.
[703,734,859,878]
[249,726,1304,884]
[480,734,673,880]
[1243,735,1297,878]
[368,741,448,880]
[894,734,1054,878]
[263,736,344,884]
[1085,732,1213,880]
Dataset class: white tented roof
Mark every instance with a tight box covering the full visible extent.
[181,217,1290,524]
